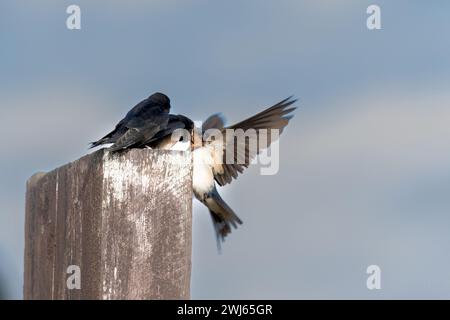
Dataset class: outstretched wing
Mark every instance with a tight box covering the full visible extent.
[205,97,297,186]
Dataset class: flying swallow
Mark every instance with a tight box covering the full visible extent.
[149,97,297,249]
[90,92,171,152]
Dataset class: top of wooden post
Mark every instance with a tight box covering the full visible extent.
[24,148,193,300]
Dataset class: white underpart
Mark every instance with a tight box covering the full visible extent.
[170,140,190,151]
[168,137,222,200]
[192,147,215,199]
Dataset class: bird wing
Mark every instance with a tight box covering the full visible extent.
[108,117,169,152]
[122,98,164,129]
[108,100,170,151]
[90,97,170,150]
[205,97,297,186]
[143,114,194,147]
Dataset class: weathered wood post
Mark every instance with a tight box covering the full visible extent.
[24,149,192,300]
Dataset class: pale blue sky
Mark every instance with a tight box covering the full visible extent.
[1,1,450,299]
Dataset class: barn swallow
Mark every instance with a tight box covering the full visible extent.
[90,93,296,249]
[90,92,171,152]
[149,97,297,249]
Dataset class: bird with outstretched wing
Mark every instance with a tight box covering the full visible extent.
[149,97,297,249]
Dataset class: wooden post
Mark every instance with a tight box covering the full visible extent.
[24,149,192,300]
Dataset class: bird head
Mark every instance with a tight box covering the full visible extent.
[149,92,171,113]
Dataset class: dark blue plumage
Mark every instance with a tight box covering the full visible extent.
[90,92,171,152]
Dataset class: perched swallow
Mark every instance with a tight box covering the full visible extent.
[151,97,297,249]
[90,92,171,152]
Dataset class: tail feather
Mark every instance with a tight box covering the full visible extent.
[89,124,126,149]
[89,131,116,149]
[89,138,108,149]
[204,187,243,251]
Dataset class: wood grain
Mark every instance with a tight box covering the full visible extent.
[24,149,192,300]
